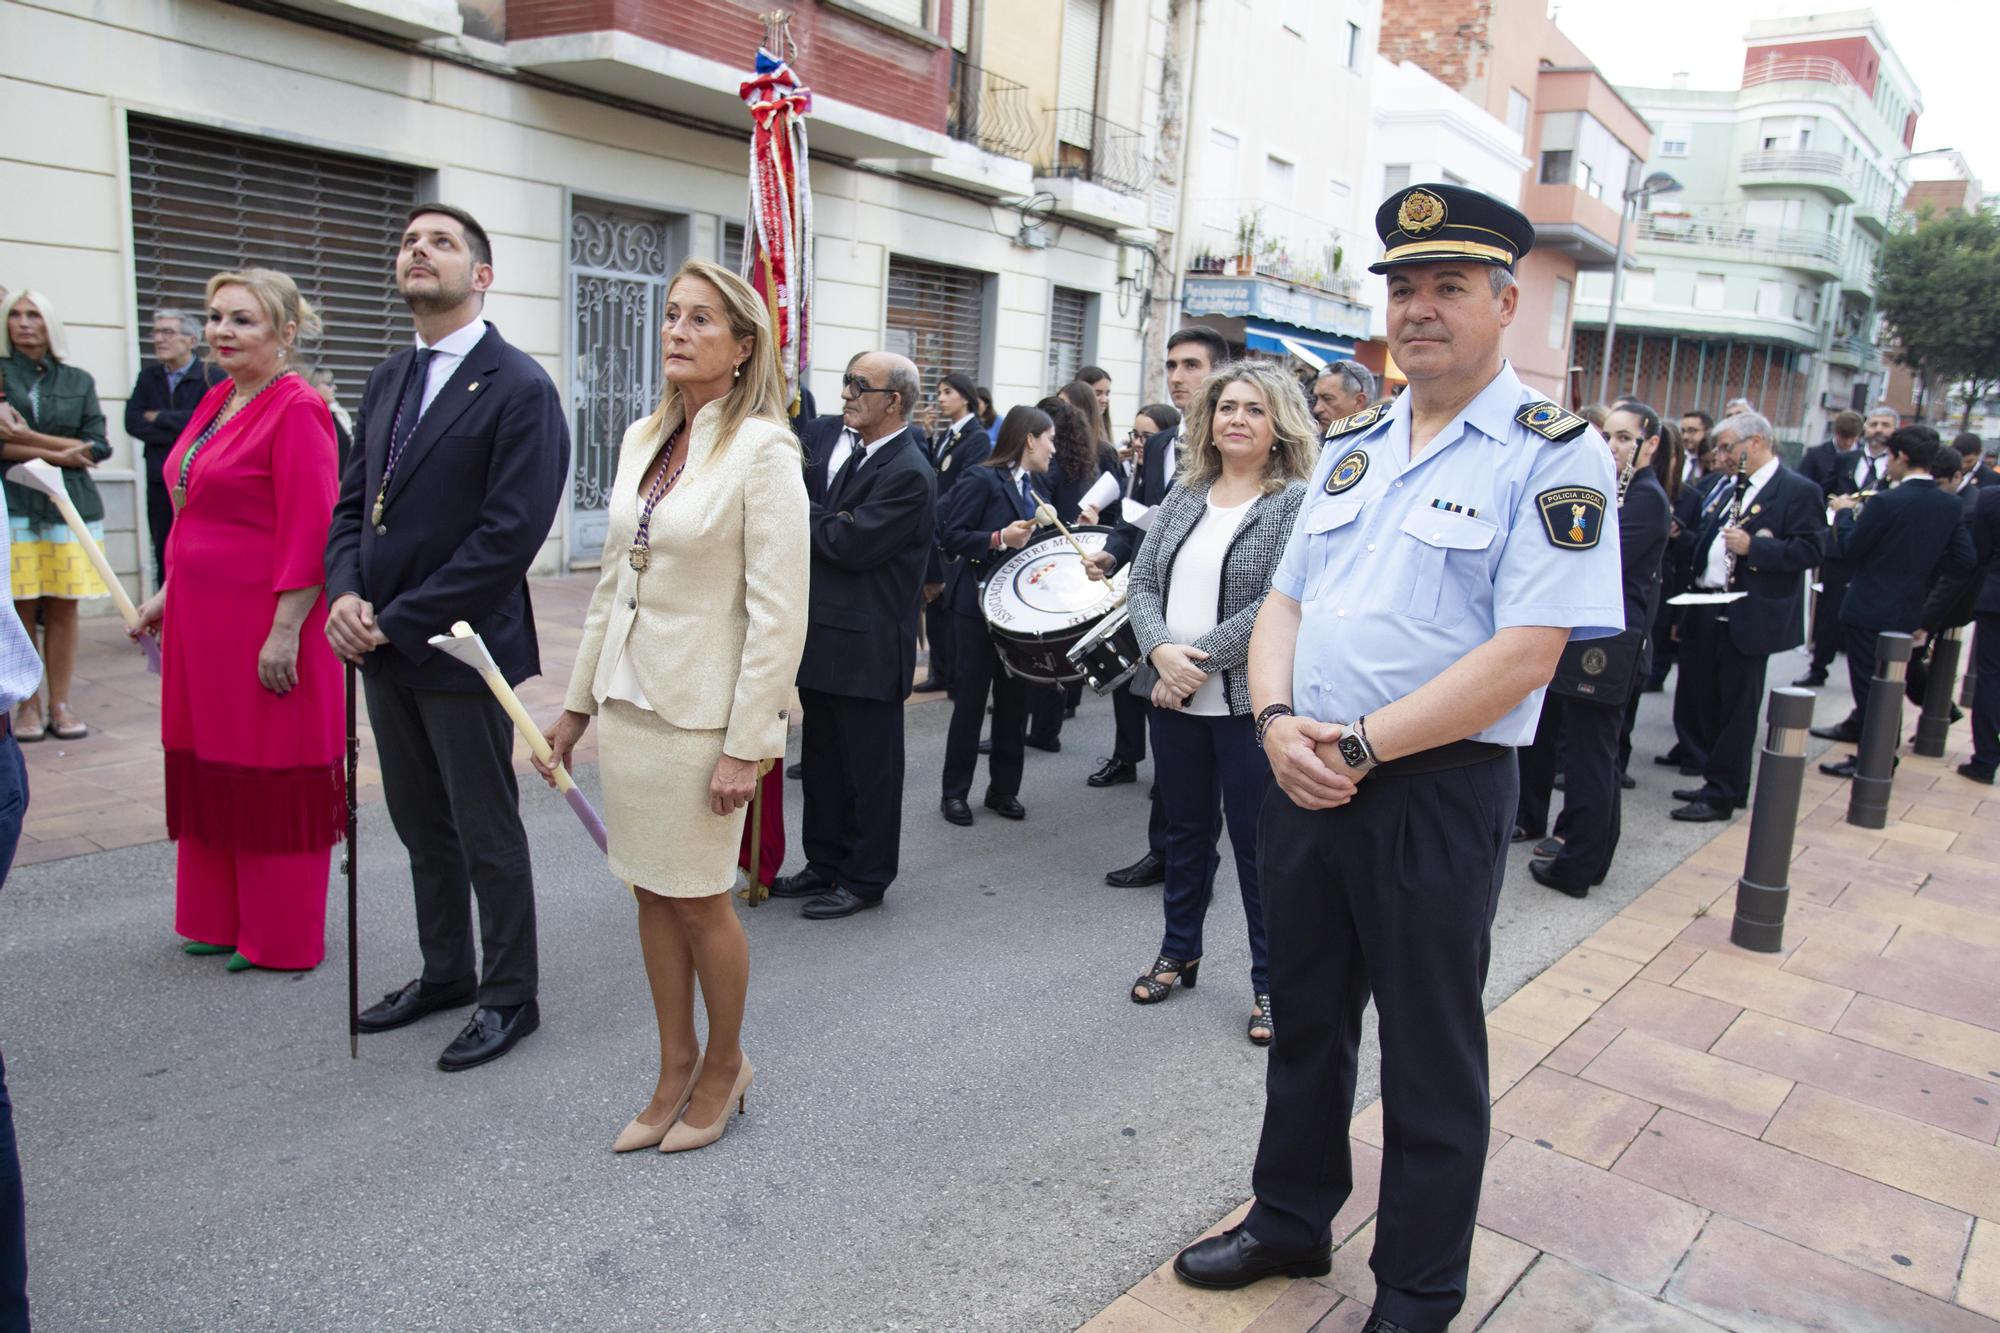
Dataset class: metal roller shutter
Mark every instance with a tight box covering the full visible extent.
[127,114,419,404]
[885,256,985,394]
[1046,285,1089,391]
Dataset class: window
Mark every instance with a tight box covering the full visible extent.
[1755,279,1783,319]
[721,222,745,272]
[1694,272,1725,311]
[1383,163,1410,195]
[1047,285,1093,391]
[1548,276,1571,349]
[1263,155,1296,210]
[1660,123,1691,158]
[1209,129,1241,194]
[1345,21,1363,70]
[1539,150,1573,186]
[886,255,988,392]
[1058,0,1104,122]
[1540,110,1633,203]
[1505,90,1530,137]
[850,0,925,24]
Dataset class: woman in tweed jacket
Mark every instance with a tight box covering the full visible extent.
[1124,361,1314,1045]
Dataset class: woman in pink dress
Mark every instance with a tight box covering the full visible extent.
[133,268,343,972]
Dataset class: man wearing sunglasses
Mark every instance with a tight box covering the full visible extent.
[772,352,938,920]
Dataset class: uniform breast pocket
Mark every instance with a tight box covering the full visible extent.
[1302,500,1364,601]
[1395,509,1496,627]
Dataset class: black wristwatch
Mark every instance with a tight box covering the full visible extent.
[1254,703,1294,749]
[1336,715,1380,773]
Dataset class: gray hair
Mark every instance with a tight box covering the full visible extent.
[1488,266,1516,296]
[1865,402,1898,421]
[154,308,202,337]
[1716,410,1773,446]
[881,354,921,417]
[1322,359,1376,401]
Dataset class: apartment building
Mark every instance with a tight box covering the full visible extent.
[1,0,1161,586]
[1575,10,1924,445]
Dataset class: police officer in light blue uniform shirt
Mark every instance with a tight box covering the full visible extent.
[1172,183,1624,1333]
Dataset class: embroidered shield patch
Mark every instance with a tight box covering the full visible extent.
[1325,450,1369,495]
[1581,647,1608,676]
[1536,486,1607,549]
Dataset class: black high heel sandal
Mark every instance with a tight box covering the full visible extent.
[1131,955,1199,1004]
[1248,993,1273,1046]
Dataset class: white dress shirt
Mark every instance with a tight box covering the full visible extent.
[414,317,490,416]
[827,425,899,481]
[1852,446,1889,493]
[1698,456,1780,590]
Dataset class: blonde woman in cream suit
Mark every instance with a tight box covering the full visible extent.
[539,259,808,1156]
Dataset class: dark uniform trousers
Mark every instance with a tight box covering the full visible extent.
[1248,752,1515,1331]
[1517,694,1624,890]
[922,591,953,690]
[1677,604,1767,810]
[1111,689,1168,857]
[364,677,538,1007]
[1810,560,1852,675]
[1973,612,2000,774]
[799,686,906,898]
[941,612,1027,802]
[1841,621,1882,727]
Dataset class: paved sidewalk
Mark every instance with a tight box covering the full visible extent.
[1083,706,2000,1333]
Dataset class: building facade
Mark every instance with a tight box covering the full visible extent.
[1575,10,1924,446]
[2,0,1163,587]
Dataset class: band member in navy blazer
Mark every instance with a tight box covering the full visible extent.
[324,204,570,1071]
[1814,426,1975,772]
[917,372,992,694]
[935,405,1055,827]
[770,351,937,921]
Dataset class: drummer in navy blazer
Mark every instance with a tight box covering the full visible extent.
[935,405,1056,827]
[324,203,570,1071]
[770,351,937,921]
[917,371,993,693]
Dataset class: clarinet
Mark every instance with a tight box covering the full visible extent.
[1722,455,1750,587]
[1615,458,1635,506]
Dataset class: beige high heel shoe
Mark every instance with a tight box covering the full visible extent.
[658,1058,753,1154]
[612,1054,704,1153]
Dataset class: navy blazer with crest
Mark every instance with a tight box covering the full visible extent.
[924,416,995,584]
[1686,462,1825,658]
[797,424,937,703]
[324,322,570,691]
[936,461,1053,617]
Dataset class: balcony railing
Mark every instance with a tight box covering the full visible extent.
[1037,107,1150,196]
[1183,197,1360,295]
[945,55,1036,161]
[1741,55,1860,91]
[1637,209,1844,272]
[1740,149,1852,180]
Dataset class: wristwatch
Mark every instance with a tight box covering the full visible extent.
[1254,703,1294,749]
[1336,715,1380,773]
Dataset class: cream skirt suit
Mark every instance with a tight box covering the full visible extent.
[564,403,809,896]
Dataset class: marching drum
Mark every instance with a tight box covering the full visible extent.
[981,526,1126,685]
[1066,603,1142,694]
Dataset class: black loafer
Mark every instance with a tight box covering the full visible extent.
[1361,1316,1419,1333]
[1530,857,1589,899]
[1958,762,1996,785]
[1672,786,1711,803]
[1105,851,1166,887]
[437,1000,538,1072]
[1810,721,1861,743]
[801,886,880,920]
[770,867,835,899]
[1670,800,1733,822]
[941,797,973,826]
[355,976,475,1034]
[1819,755,1858,778]
[1025,736,1062,754]
[1172,1225,1331,1290]
[1087,758,1137,788]
[785,761,803,780]
[983,792,1026,820]
[1531,835,1563,858]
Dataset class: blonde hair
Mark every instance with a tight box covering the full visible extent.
[1179,360,1318,495]
[0,288,70,361]
[642,259,792,457]
[204,268,322,354]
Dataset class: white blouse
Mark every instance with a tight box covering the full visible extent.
[1163,494,1252,716]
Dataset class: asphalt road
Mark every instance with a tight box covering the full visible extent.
[0,659,1833,1332]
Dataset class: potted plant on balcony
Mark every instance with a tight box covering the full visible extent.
[1234,209,1264,277]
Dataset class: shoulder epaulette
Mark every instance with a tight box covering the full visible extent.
[1324,404,1386,441]
[1516,400,1590,443]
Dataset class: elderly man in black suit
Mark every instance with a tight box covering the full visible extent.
[1812,427,1976,774]
[125,308,226,584]
[325,204,570,1071]
[771,351,937,920]
[1670,411,1826,822]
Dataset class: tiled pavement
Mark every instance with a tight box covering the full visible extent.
[1081,708,2000,1333]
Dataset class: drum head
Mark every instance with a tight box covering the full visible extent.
[982,528,1124,638]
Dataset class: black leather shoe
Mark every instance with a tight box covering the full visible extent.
[1510,824,1544,844]
[1025,735,1062,754]
[1810,721,1861,743]
[983,792,1026,819]
[1671,799,1733,822]
[1793,670,1828,687]
[1087,758,1137,787]
[914,677,947,693]
[355,976,475,1034]
[1653,752,1686,767]
[1532,835,1563,858]
[1958,762,1996,785]
[1360,1316,1418,1333]
[1172,1225,1331,1290]
[1672,786,1711,803]
[801,886,880,920]
[1105,851,1166,887]
[785,761,803,780]
[1530,857,1589,899]
[437,1000,539,1072]
[941,797,973,826]
[977,737,992,755]
[1820,755,1857,778]
[1620,771,1637,790]
[770,866,835,899]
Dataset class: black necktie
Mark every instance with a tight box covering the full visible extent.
[831,440,865,499]
[387,348,437,466]
[1018,472,1037,517]
[1858,455,1878,491]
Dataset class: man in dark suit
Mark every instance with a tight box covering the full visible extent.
[1797,409,1863,496]
[1670,411,1825,821]
[1794,409,1877,686]
[1953,433,2000,493]
[1811,427,1976,771]
[325,204,569,1071]
[1957,482,2000,784]
[771,351,937,920]
[1085,325,1228,888]
[917,371,992,694]
[124,308,226,584]
[1658,433,1739,773]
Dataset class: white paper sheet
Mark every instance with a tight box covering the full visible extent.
[1080,469,1123,516]
[1666,591,1748,607]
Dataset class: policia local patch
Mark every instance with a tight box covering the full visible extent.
[1536,487,1607,550]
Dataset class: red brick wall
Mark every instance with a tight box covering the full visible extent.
[1743,36,1879,95]
[1379,0,1493,95]
[506,0,952,132]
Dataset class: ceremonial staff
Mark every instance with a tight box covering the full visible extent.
[345,665,359,1059]
[4,458,161,672]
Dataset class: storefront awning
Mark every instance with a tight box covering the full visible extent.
[1243,322,1355,367]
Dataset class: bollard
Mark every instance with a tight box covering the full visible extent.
[1847,632,1913,829]
[1914,626,1965,758]
[1732,688,1816,953]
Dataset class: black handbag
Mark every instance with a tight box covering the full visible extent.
[1550,626,1646,706]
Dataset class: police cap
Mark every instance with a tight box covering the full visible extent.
[1368,183,1536,274]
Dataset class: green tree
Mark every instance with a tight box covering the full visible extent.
[1874,206,2000,429]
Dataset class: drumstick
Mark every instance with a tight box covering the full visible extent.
[6,459,161,673]
[1033,502,1093,563]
